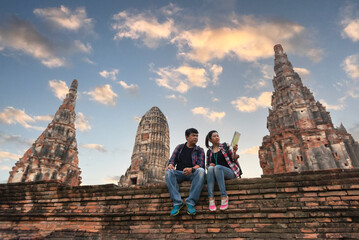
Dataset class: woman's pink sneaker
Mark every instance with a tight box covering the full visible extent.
[209,199,216,212]
[220,196,229,210]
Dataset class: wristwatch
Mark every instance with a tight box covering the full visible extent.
[191,167,195,173]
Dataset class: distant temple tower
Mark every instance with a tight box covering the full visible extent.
[8,80,81,186]
[259,45,359,174]
[119,106,170,186]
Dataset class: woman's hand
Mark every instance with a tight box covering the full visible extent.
[233,144,238,153]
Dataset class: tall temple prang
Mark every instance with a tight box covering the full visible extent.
[8,79,82,186]
[259,45,359,174]
[119,106,170,187]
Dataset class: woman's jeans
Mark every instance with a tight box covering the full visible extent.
[165,168,205,207]
[207,165,235,198]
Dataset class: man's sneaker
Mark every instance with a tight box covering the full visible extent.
[186,203,196,215]
[170,203,184,216]
[220,196,229,210]
[209,199,216,212]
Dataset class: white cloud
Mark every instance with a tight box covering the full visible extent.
[0,107,35,129]
[0,165,11,171]
[172,16,321,63]
[340,4,359,42]
[294,67,310,77]
[239,146,259,155]
[0,17,66,68]
[231,91,272,112]
[133,116,142,123]
[49,80,69,100]
[76,112,91,132]
[0,150,21,162]
[212,97,219,102]
[152,64,221,93]
[245,79,267,89]
[343,54,359,79]
[99,69,119,80]
[102,176,121,184]
[118,81,139,94]
[260,64,274,79]
[0,133,32,146]
[166,94,187,104]
[191,107,225,122]
[320,97,345,111]
[34,5,93,31]
[80,144,106,152]
[34,115,53,122]
[85,85,117,106]
[84,57,95,65]
[112,10,175,48]
[74,40,92,53]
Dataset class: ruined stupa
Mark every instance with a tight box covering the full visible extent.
[8,79,81,186]
[119,106,170,186]
[259,45,359,174]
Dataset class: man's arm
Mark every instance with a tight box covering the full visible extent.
[165,144,180,170]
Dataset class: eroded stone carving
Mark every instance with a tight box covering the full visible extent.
[259,45,359,174]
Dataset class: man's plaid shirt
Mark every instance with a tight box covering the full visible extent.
[167,143,205,169]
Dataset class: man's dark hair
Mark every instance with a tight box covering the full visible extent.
[185,128,199,137]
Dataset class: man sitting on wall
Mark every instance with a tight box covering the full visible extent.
[165,128,205,216]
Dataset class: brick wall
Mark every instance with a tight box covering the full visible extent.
[1,168,359,239]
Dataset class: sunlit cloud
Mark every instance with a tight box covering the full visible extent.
[0,16,66,68]
[34,115,53,122]
[0,165,11,171]
[0,150,21,162]
[99,69,119,80]
[166,94,187,104]
[239,146,259,155]
[172,16,321,63]
[340,3,359,42]
[74,40,92,53]
[212,97,219,102]
[112,9,175,48]
[49,80,69,100]
[209,64,223,85]
[152,64,221,93]
[0,106,44,130]
[118,81,139,94]
[191,107,225,122]
[231,91,272,112]
[133,116,142,123]
[102,176,121,184]
[294,67,310,77]
[84,57,95,65]
[85,85,117,106]
[343,54,359,79]
[76,112,91,132]
[320,97,345,111]
[80,144,106,152]
[34,5,93,31]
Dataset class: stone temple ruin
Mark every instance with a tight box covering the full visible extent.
[7,79,81,186]
[259,44,359,174]
[119,106,170,187]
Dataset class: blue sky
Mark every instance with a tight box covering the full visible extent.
[1,0,359,185]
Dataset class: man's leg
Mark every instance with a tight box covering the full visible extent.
[186,168,205,206]
[165,170,186,206]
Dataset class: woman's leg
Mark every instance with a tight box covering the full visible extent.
[206,166,215,199]
[214,165,235,198]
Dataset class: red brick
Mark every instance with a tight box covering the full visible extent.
[208,228,221,233]
[235,228,253,233]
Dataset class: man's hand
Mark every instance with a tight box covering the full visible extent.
[165,164,175,171]
[183,167,192,176]
[209,163,215,167]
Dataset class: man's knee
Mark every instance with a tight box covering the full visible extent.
[165,169,174,179]
[195,168,205,178]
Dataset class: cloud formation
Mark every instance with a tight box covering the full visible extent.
[0,150,21,162]
[320,97,345,111]
[340,4,359,42]
[152,64,222,93]
[76,112,91,132]
[85,85,117,106]
[99,69,119,80]
[49,80,69,100]
[166,94,187,104]
[231,91,272,112]
[118,81,139,94]
[34,5,93,31]
[0,106,44,130]
[343,54,359,79]
[239,146,259,155]
[0,133,32,146]
[0,17,65,68]
[80,144,106,152]
[112,9,175,48]
[294,67,310,77]
[191,107,225,122]
[102,176,121,184]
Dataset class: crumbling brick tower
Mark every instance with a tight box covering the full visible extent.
[259,44,359,174]
[119,106,170,186]
[8,79,81,186]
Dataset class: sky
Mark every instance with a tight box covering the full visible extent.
[1,0,359,185]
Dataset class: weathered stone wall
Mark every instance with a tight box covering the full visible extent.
[1,169,359,239]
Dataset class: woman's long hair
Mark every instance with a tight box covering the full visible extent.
[205,130,218,148]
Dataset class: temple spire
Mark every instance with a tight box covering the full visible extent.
[8,79,82,186]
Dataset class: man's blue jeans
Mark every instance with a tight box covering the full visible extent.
[207,165,235,198]
[165,168,205,207]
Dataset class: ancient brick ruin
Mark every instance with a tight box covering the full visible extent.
[119,106,170,187]
[7,79,81,186]
[259,44,359,174]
